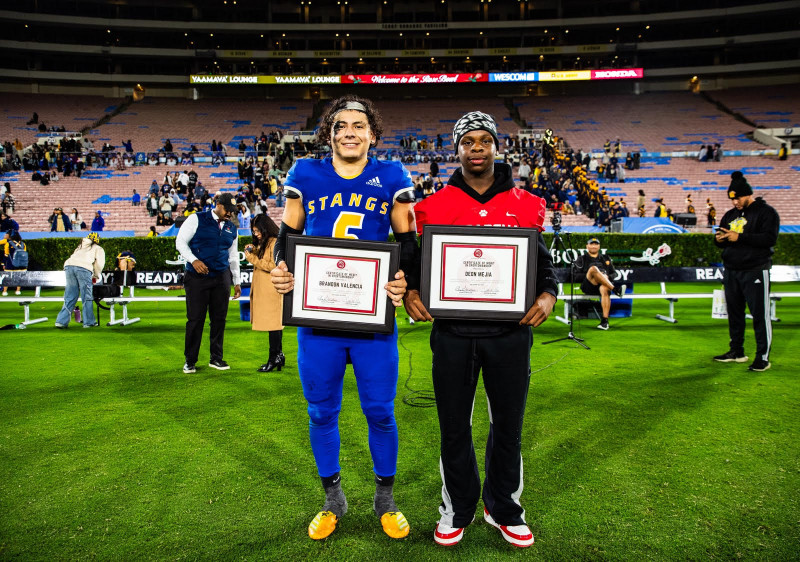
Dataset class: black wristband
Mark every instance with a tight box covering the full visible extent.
[395,230,420,291]
[274,221,303,265]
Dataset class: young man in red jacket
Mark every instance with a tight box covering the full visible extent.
[404,111,558,548]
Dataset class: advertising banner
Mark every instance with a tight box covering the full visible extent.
[591,68,644,80]
[189,68,643,86]
[189,75,341,85]
[341,73,487,85]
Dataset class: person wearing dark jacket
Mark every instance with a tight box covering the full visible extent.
[713,171,780,372]
[91,211,104,232]
[574,237,624,330]
[404,111,557,549]
[50,208,73,232]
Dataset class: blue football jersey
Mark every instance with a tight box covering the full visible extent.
[284,157,413,241]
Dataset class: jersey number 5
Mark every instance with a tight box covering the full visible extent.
[332,212,365,239]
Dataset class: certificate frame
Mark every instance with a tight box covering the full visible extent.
[420,225,538,321]
[283,235,400,333]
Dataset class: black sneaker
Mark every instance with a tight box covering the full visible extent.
[748,359,771,372]
[208,358,230,370]
[597,320,609,330]
[713,351,748,363]
[183,363,196,374]
[612,285,625,298]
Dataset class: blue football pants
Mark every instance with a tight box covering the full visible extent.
[297,326,399,478]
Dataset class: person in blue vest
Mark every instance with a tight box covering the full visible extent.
[176,192,241,374]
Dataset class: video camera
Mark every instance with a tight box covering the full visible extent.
[551,202,563,233]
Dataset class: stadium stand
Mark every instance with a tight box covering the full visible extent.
[89,97,315,155]
[516,91,754,154]
[373,97,518,150]
[2,80,799,235]
[0,93,113,147]
[709,84,800,129]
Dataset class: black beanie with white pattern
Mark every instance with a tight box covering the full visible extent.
[453,111,499,152]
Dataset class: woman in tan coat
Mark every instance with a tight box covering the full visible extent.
[244,214,285,372]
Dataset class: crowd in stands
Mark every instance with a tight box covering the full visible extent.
[5,98,790,238]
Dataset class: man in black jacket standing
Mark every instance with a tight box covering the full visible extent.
[713,171,780,372]
[404,111,557,548]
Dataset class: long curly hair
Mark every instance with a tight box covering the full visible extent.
[316,95,383,146]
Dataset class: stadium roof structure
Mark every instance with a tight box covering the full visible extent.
[0,1,798,96]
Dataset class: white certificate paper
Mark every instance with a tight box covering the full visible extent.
[440,243,517,303]
[428,233,530,314]
[302,253,379,315]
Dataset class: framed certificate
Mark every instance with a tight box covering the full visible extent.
[420,225,538,321]
[283,235,400,333]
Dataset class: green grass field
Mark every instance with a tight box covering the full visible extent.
[1,284,799,561]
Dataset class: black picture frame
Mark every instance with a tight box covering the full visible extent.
[420,225,539,321]
[283,235,400,334]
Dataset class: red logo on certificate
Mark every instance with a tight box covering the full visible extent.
[337,260,346,269]
[473,249,483,258]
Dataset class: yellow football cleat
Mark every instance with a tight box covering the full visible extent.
[308,510,338,540]
[380,511,410,539]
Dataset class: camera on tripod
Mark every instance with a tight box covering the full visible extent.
[550,202,563,233]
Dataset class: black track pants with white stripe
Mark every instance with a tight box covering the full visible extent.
[724,268,772,362]
[430,324,532,528]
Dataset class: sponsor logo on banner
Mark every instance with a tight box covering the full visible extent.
[190,75,258,84]
[539,70,592,81]
[342,73,485,85]
[272,75,341,84]
[490,72,538,82]
[592,68,644,79]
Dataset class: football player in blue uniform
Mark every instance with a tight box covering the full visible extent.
[271,95,416,540]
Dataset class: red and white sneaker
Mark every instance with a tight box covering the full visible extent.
[434,520,466,546]
[483,507,534,548]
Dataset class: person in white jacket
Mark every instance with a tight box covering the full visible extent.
[55,232,106,328]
